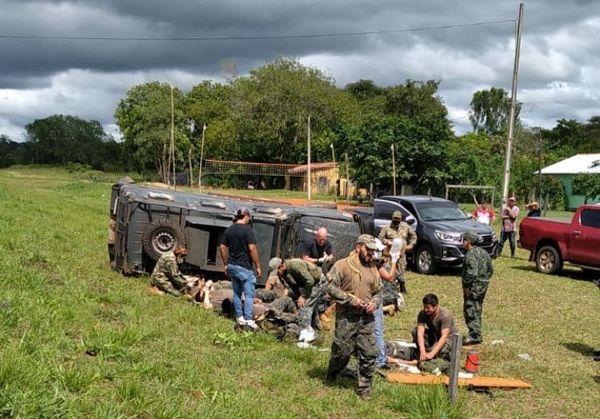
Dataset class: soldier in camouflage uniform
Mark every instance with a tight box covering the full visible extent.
[268,257,323,331]
[325,234,382,400]
[378,211,417,293]
[461,230,493,345]
[150,246,189,296]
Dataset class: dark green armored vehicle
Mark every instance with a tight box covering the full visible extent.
[108,179,362,284]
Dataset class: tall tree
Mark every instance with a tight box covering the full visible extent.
[185,81,238,160]
[230,58,357,163]
[469,87,520,135]
[25,115,111,168]
[346,113,450,194]
[0,135,24,168]
[115,82,188,178]
[384,80,447,119]
[580,116,600,153]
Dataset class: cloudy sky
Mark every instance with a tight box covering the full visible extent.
[1,0,599,141]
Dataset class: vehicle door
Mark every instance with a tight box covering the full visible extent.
[569,208,600,266]
[373,199,417,236]
[250,216,276,284]
[279,215,305,259]
[185,214,233,273]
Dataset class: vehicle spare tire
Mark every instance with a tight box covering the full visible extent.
[142,219,187,260]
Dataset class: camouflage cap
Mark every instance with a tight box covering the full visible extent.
[356,234,378,250]
[392,211,403,220]
[268,257,283,276]
[463,230,479,243]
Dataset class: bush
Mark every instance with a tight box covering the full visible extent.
[65,163,93,173]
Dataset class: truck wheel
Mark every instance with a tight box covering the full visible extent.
[415,245,437,275]
[536,245,562,275]
[142,219,187,260]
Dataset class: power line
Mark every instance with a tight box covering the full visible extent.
[521,98,600,105]
[0,19,516,42]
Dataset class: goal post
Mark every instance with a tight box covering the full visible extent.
[201,159,342,196]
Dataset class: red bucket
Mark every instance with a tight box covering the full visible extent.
[465,350,480,373]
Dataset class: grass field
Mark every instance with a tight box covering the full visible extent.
[1,166,599,418]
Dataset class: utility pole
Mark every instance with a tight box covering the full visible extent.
[345,152,350,205]
[170,85,176,190]
[391,143,397,195]
[330,143,337,203]
[198,123,206,193]
[501,2,524,204]
[188,119,195,188]
[307,115,311,200]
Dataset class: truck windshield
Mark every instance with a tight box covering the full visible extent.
[415,202,469,222]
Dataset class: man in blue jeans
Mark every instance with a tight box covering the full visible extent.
[497,196,520,258]
[219,207,262,331]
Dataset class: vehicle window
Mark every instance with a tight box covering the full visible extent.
[281,218,303,259]
[581,209,600,229]
[415,202,469,222]
[299,216,361,260]
[375,201,410,219]
[399,200,417,216]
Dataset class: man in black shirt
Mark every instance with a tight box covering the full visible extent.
[219,207,262,330]
[302,227,334,266]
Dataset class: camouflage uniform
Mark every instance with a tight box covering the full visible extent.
[326,251,382,397]
[282,258,324,330]
[378,220,417,289]
[462,246,493,342]
[150,251,187,296]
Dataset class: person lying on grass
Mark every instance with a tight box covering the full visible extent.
[197,280,299,334]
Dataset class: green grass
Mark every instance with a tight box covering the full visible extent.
[1,166,599,418]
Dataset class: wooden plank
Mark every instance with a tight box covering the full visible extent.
[386,372,532,389]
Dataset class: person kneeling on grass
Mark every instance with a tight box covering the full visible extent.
[150,246,200,297]
[383,294,457,373]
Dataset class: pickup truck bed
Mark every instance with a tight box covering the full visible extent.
[519,205,600,275]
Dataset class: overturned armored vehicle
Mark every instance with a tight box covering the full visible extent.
[108,179,362,284]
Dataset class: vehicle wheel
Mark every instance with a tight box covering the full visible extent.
[535,245,562,275]
[142,219,187,260]
[415,245,437,275]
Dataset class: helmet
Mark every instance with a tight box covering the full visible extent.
[463,231,479,244]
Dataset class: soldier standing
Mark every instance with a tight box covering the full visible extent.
[378,211,417,293]
[461,230,493,345]
[325,234,382,400]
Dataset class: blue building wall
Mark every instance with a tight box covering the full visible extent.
[558,174,600,209]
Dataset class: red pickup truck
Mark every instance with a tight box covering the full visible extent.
[519,205,600,275]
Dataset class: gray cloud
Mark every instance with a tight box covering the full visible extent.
[1,0,600,140]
